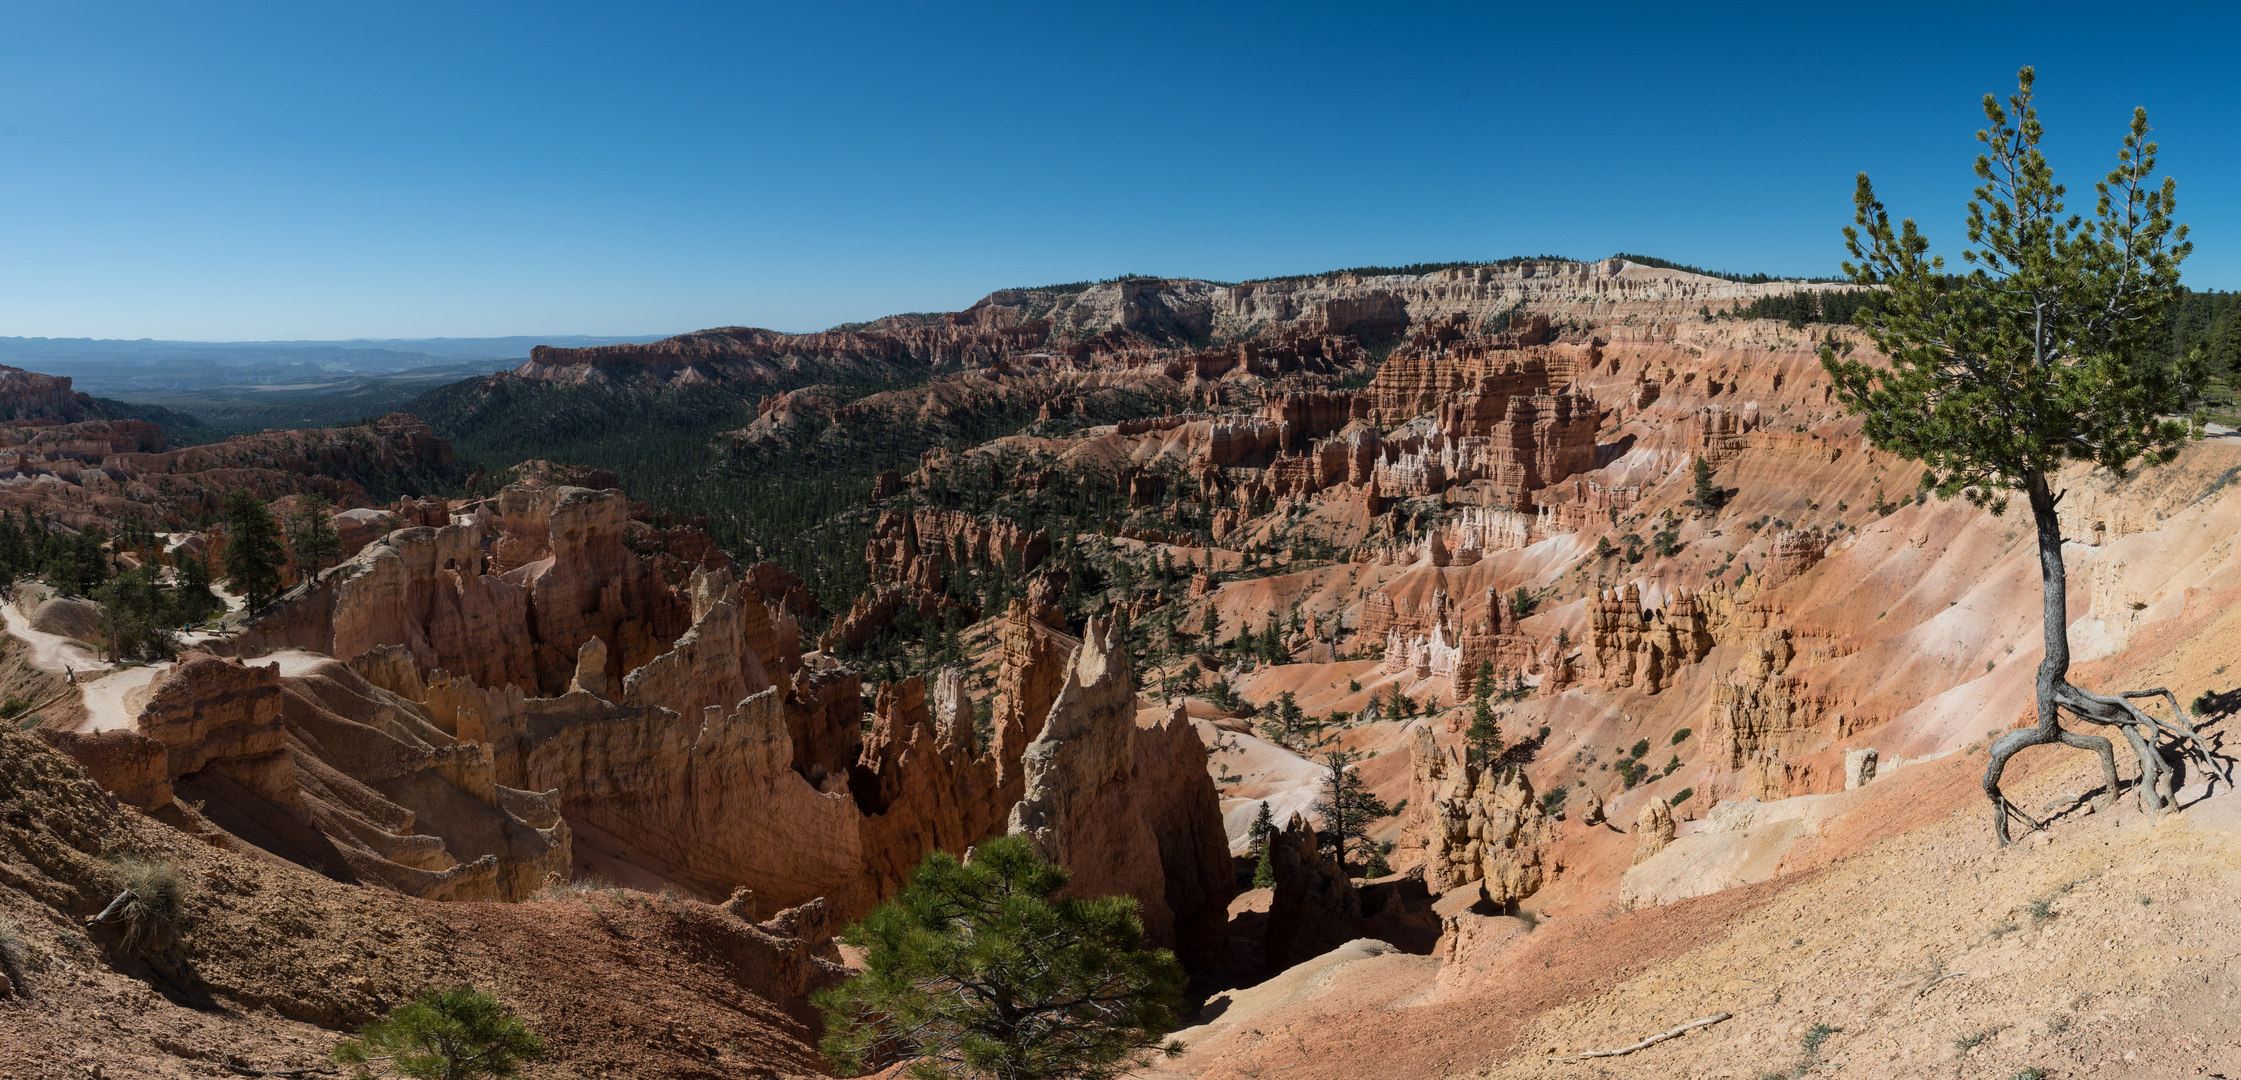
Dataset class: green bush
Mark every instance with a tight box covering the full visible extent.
[334,985,546,1080]
[817,835,1185,1080]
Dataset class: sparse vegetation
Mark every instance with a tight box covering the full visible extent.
[334,985,547,1080]
[816,835,1186,1080]
[1823,67,2218,844]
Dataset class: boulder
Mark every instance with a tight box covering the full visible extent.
[1633,797,1676,865]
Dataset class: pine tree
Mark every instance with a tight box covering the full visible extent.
[1308,736,1397,876]
[1822,67,2215,843]
[333,986,546,1080]
[1247,801,1275,856]
[221,490,288,611]
[1689,457,1726,512]
[1465,697,1503,766]
[172,551,226,626]
[285,491,343,578]
[816,836,1186,1080]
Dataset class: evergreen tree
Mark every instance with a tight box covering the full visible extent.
[1307,737,1396,875]
[1465,697,1503,766]
[1246,801,1275,856]
[1689,457,1727,512]
[1198,603,1218,641]
[0,514,25,582]
[816,835,1186,1080]
[172,551,227,626]
[286,491,343,578]
[221,490,288,611]
[1251,841,1275,890]
[333,985,546,1080]
[94,565,177,661]
[1821,68,2213,843]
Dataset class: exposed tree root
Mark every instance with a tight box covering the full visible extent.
[1985,679,2231,845]
[1546,1013,1731,1063]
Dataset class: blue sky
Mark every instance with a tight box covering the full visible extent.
[3,1,2237,340]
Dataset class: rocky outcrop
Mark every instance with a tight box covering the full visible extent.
[230,485,709,698]
[1408,726,1557,904]
[1708,628,1841,800]
[1007,621,1234,964]
[1261,812,1362,971]
[1765,528,1827,587]
[1632,797,1675,865]
[1589,583,1715,693]
[0,409,453,537]
[33,728,172,809]
[137,653,296,809]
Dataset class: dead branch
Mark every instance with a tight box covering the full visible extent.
[1546,1013,1731,1063]
[1912,971,1968,1002]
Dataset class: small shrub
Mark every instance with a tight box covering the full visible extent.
[101,857,186,953]
[1670,787,1694,807]
[1670,727,1693,745]
[1801,1023,1840,1057]
[1954,1026,2003,1052]
[1628,739,1650,759]
[2013,1068,2049,1080]
[334,985,546,1079]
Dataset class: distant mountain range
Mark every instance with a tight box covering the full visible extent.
[0,334,673,392]
[0,334,672,440]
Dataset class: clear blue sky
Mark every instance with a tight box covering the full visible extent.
[4,1,2237,340]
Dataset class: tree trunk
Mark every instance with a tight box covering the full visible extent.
[1981,471,2118,843]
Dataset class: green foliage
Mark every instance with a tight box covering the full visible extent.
[1300,722,1397,875]
[1688,458,1728,513]
[1671,727,1693,745]
[816,835,1186,1080]
[1821,67,2202,516]
[286,491,343,577]
[1248,802,1277,889]
[1241,255,1577,287]
[221,490,288,611]
[1670,787,1694,807]
[1610,252,1840,285]
[1629,739,1650,760]
[1726,289,1890,327]
[1465,696,1503,766]
[1538,785,1569,817]
[1261,692,1308,750]
[333,985,547,1080]
[417,370,1175,627]
[171,551,226,625]
[92,566,179,661]
[1821,68,2206,845]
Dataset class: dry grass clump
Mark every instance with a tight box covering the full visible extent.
[102,857,188,952]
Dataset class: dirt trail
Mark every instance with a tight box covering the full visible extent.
[0,597,107,675]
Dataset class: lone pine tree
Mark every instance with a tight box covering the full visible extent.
[1821,67,2224,844]
[816,836,1185,1080]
